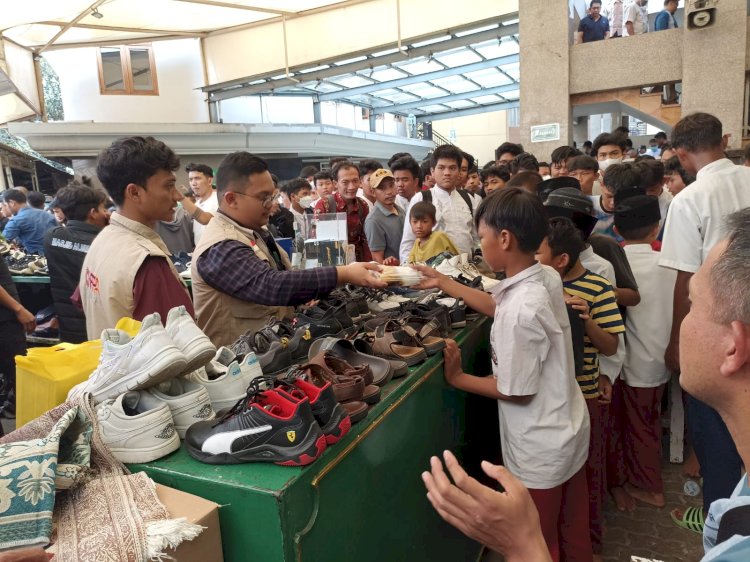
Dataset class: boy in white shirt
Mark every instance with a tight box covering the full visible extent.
[415,188,591,561]
[614,195,675,509]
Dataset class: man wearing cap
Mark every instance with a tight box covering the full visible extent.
[364,169,404,265]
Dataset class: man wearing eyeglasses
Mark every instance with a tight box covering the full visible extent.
[191,151,386,347]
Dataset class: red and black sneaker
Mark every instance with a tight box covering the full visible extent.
[185,378,326,466]
[275,368,351,445]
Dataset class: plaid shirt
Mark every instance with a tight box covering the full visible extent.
[195,239,338,306]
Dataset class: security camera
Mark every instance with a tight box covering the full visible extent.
[686,0,719,29]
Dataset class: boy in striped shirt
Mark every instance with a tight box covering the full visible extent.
[536,216,625,558]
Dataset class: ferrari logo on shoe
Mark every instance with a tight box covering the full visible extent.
[303,329,312,341]
[286,431,296,442]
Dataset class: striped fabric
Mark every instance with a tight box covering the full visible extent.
[564,271,625,399]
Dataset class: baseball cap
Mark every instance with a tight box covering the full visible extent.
[370,169,395,189]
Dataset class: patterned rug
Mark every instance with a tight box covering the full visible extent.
[0,397,202,561]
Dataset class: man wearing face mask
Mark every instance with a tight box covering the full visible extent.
[593,132,626,174]
[281,177,315,241]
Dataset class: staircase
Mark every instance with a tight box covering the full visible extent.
[571,86,681,130]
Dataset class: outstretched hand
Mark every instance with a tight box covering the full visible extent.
[410,264,446,290]
[338,262,388,289]
[422,451,551,562]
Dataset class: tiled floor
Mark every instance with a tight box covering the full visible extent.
[480,461,704,562]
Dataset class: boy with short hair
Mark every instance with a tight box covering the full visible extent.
[406,202,459,263]
[364,169,404,265]
[592,163,641,241]
[415,188,592,561]
[613,195,675,509]
[480,165,510,195]
[536,215,625,557]
[568,155,600,195]
[313,170,335,199]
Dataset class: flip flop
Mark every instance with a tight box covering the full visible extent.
[670,506,704,534]
[351,338,409,378]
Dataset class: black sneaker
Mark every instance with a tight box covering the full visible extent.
[314,301,357,335]
[264,318,314,362]
[296,308,346,338]
[275,368,351,445]
[184,379,327,465]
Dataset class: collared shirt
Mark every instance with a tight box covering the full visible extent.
[399,187,478,263]
[661,159,750,273]
[356,189,375,213]
[489,263,589,489]
[193,191,219,243]
[624,1,649,35]
[578,14,610,42]
[603,0,624,35]
[364,202,404,260]
[702,475,750,561]
[564,270,625,399]
[395,194,411,211]
[622,244,675,388]
[2,206,56,255]
[196,238,338,307]
[313,192,372,262]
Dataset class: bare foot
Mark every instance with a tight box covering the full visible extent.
[624,483,666,508]
[611,486,636,512]
[682,448,701,478]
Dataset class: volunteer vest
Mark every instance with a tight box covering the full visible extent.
[44,221,101,343]
[79,212,186,339]
[191,212,294,348]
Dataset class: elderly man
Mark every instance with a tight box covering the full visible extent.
[422,208,750,561]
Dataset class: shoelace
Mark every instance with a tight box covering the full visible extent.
[213,375,274,426]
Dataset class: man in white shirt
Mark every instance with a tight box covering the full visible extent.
[625,0,649,35]
[188,163,218,244]
[660,112,750,528]
[399,145,478,263]
[390,156,420,212]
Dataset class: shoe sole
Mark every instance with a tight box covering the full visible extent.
[319,405,351,445]
[186,424,327,466]
[181,338,217,374]
[423,340,446,356]
[91,347,188,403]
[107,432,181,464]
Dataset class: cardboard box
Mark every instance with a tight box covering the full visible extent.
[156,484,223,562]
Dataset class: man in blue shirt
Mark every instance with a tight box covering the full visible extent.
[576,0,610,44]
[655,0,679,31]
[1,188,56,255]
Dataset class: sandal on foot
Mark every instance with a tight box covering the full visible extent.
[671,506,704,534]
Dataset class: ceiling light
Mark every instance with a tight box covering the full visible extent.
[91,9,104,19]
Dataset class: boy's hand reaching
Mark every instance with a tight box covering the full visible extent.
[410,264,447,291]
[443,339,464,386]
[598,376,613,404]
[564,294,590,321]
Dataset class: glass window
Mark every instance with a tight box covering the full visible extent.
[98,45,158,95]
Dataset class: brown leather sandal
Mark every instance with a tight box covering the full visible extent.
[400,316,446,356]
[372,321,427,366]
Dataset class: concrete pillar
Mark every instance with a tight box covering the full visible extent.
[313,101,321,124]
[680,0,747,148]
[519,0,572,160]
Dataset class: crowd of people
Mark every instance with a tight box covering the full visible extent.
[0,109,749,560]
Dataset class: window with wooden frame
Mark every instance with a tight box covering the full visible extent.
[97,45,159,95]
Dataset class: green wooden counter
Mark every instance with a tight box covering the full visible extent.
[130,318,491,562]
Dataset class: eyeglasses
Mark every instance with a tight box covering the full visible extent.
[231,189,280,208]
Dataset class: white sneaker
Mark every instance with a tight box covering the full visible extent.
[71,313,188,404]
[147,378,215,438]
[165,306,216,373]
[213,346,237,368]
[186,352,264,413]
[96,391,180,463]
